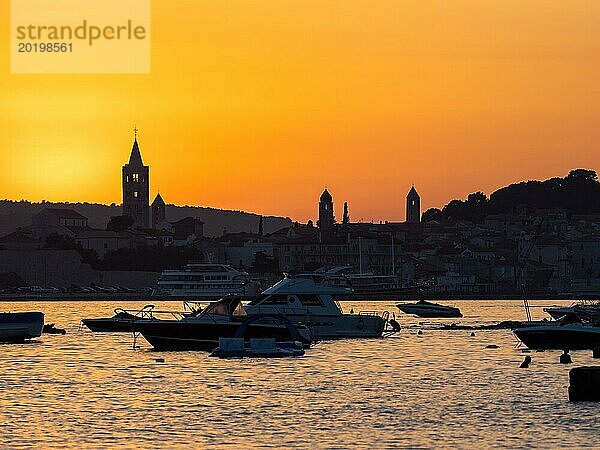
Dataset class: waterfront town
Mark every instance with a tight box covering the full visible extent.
[1,135,600,298]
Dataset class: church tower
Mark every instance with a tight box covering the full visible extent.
[151,193,166,229]
[406,186,421,223]
[122,129,150,228]
[317,188,335,231]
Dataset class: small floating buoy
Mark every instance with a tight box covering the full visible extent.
[155,358,165,363]
[417,330,423,335]
[560,350,572,364]
[485,344,499,349]
[470,332,475,337]
[520,355,532,368]
[350,309,354,314]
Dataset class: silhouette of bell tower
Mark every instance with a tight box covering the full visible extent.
[122,128,150,228]
[317,188,335,231]
[151,192,166,229]
[406,186,421,223]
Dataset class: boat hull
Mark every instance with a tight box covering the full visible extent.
[0,312,44,342]
[296,314,386,339]
[81,318,146,332]
[514,325,600,350]
[246,312,386,339]
[133,321,309,351]
[397,304,462,318]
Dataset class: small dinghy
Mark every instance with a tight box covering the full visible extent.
[0,311,44,342]
[396,300,462,318]
[209,337,305,358]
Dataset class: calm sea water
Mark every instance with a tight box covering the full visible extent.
[1,299,599,449]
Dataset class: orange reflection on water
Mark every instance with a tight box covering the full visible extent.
[0,299,598,448]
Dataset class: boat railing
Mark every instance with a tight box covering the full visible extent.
[113,304,189,321]
[358,310,390,321]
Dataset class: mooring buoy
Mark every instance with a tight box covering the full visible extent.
[520,355,532,368]
[560,350,572,364]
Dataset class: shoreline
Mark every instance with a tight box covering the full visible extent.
[0,293,584,302]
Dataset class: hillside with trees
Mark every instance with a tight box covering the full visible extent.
[0,200,292,237]
[422,169,600,224]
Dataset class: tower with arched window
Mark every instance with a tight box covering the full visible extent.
[318,188,335,231]
[122,130,150,228]
[406,186,420,223]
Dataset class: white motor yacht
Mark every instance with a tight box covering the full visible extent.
[154,263,260,299]
[245,276,393,339]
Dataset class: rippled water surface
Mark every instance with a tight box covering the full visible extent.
[1,299,599,448]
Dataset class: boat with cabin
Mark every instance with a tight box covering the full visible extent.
[132,296,312,351]
[245,276,393,339]
[153,263,260,299]
[299,265,415,298]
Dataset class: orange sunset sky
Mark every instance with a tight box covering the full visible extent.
[1,1,599,222]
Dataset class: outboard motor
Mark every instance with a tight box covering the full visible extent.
[388,318,401,332]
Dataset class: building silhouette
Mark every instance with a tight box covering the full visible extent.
[406,186,421,223]
[151,192,166,229]
[317,188,335,231]
[122,130,150,228]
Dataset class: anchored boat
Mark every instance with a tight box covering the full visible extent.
[132,296,312,351]
[245,276,393,339]
[544,300,600,321]
[82,302,202,332]
[154,263,259,299]
[0,312,44,343]
[514,314,600,350]
[396,300,462,318]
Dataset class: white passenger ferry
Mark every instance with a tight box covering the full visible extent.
[154,263,259,299]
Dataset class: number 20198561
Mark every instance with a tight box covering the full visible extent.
[18,42,73,52]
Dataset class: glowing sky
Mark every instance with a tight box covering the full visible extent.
[1,1,600,222]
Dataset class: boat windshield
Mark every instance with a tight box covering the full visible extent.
[200,297,247,317]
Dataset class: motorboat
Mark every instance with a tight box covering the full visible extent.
[132,296,312,351]
[396,300,462,318]
[245,276,393,339]
[544,300,600,321]
[154,263,260,299]
[514,314,600,350]
[81,303,202,332]
[0,311,44,342]
[209,337,305,358]
[298,265,413,298]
